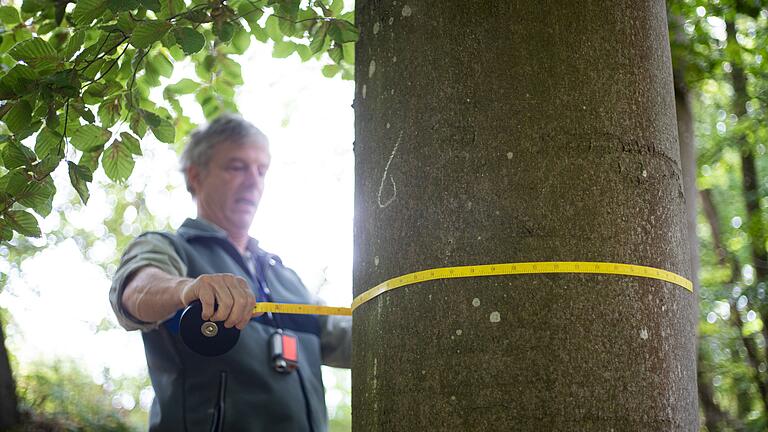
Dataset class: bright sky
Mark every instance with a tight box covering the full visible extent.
[0,40,354,411]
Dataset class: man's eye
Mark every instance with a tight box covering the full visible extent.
[227,164,246,171]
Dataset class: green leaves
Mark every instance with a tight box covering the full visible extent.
[174,27,206,55]
[273,41,296,58]
[34,127,63,159]
[97,97,122,128]
[63,31,87,62]
[310,22,329,54]
[70,125,111,151]
[130,20,173,49]
[72,0,108,26]
[321,64,340,78]
[8,175,55,217]
[0,6,20,25]
[165,78,199,95]
[148,52,174,78]
[67,161,93,205]
[9,38,59,71]
[102,135,138,182]
[214,20,237,43]
[265,15,283,41]
[329,20,359,44]
[4,210,40,237]
[139,110,175,143]
[2,142,36,170]
[0,1,360,244]
[238,2,264,31]
[120,132,141,155]
[3,101,32,135]
[140,0,161,11]
[151,119,175,143]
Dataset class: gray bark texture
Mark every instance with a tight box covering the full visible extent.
[352,1,698,431]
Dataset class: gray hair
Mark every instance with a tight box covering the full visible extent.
[180,114,268,194]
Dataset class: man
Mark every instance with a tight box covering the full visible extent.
[109,114,352,431]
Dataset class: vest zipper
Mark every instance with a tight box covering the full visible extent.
[209,371,227,432]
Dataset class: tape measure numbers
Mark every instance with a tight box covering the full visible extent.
[251,261,693,317]
[254,302,353,316]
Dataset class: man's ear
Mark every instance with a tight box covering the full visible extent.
[187,165,202,195]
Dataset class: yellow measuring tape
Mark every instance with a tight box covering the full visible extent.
[254,302,353,316]
[252,261,692,317]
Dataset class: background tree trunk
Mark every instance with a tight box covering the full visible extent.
[672,51,716,428]
[0,319,20,430]
[353,1,697,430]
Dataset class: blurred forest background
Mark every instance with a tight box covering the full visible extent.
[0,0,766,431]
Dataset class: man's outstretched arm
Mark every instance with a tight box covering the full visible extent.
[110,233,257,332]
[123,267,257,330]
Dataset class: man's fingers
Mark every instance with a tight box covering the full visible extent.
[185,274,257,328]
[223,276,252,329]
[198,288,216,321]
[239,277,258,327]
[238,276,264,319]
[210,284,234,322]
[236,290,257,330]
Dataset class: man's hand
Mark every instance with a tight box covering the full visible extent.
[179,273,259,330]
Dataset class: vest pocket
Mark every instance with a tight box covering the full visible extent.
[209,371,227,432]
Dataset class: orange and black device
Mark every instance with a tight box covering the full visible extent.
[270,329,298,373]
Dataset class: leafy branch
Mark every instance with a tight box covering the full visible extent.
[0,0,357,243]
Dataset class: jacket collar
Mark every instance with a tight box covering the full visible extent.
[177,217,261,254]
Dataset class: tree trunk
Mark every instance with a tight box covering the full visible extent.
[0,319,19,430]
[674,54,699,302]
[675,53,714,431]
[353,1,697,431]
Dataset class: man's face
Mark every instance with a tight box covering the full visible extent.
[189,138,271,235]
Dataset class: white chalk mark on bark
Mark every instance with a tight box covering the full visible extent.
[377,130,403,208]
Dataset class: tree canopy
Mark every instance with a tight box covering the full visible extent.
[0,0,355,242]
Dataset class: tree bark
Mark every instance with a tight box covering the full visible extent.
[353,1,697,431]
[0,319,19,430]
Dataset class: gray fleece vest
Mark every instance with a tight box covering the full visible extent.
[142,218,327,432]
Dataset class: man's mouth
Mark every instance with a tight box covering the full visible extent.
[235,198,256,207]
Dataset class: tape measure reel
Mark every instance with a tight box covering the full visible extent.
[179,301,241,357]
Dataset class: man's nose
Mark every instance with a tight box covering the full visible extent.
[243,166,261,186]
